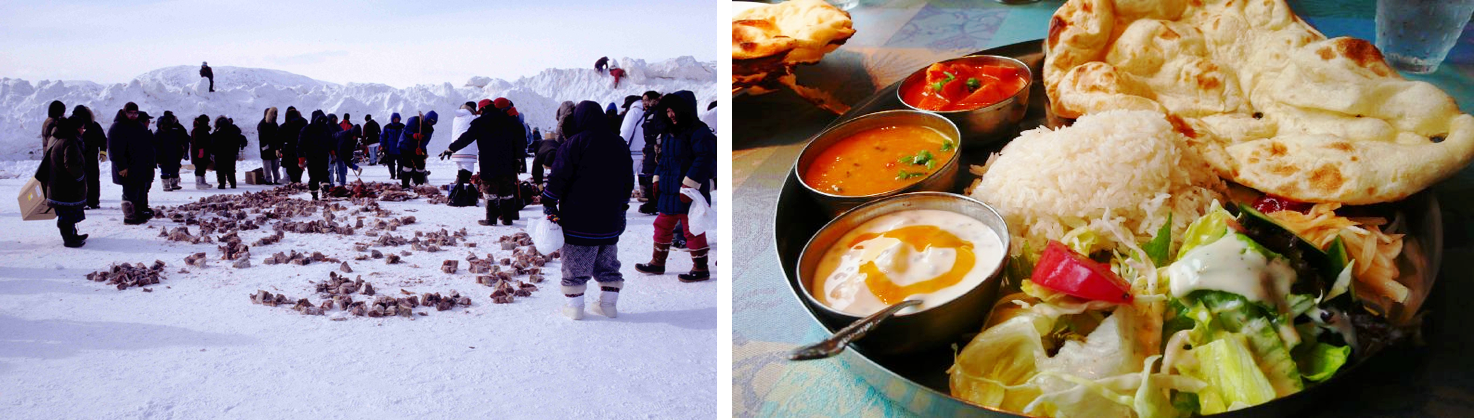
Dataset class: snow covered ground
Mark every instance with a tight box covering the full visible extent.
[0,158,717,419]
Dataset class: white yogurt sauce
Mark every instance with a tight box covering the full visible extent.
[813,209,1005,317]
[1167,233,1296,314]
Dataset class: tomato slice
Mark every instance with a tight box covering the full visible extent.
[1251,194,1312,214]
[1031,241,1133,303]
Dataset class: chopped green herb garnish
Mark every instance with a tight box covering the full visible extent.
[899,150,935,167]
[941,140,955,152]
[925,159,936,170]
[896,170,925,180]
[966,77,980,91]
[930,81,945,92]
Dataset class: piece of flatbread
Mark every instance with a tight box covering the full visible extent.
[733,0,855,63]
[1044,0,1474,204]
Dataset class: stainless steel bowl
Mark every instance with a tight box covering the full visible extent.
[896,55,1031,143]
[795,192,1011,355]
[794,110,962,217]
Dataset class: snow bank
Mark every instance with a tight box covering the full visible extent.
[0,57,717,160]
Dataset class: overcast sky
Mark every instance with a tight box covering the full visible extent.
[0,0,718,88]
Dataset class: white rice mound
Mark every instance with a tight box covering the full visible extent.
[969,110,1225,253]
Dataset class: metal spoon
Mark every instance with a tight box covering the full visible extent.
[788,299,923,361]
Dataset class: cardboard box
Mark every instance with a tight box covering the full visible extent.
[18,177,57,221]
[245,168,265,185]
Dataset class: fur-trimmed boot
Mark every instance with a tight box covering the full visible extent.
[196,175,212,190]
[679,249,711,282]
[590,285,620,318]
[478,199,496,226]
[563,293,585,320]
[634,243,670,275]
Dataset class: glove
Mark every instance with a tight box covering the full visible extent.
[412,133,423,141]
[298,157,307,167]
[652,180,659,195]
[680,191,693,204]
[416,148,426,156]
[438,150,453,160]
[99,151,107,162]
[119,168,128,179]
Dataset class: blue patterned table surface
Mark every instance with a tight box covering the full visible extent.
[733,0,1474,417]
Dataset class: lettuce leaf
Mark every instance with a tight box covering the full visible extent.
[1178,202,1233,260]
[1292,341,1351,382]
[1144,215,1173,267]
[949,312,1050,411]
[1183,334,1278,415]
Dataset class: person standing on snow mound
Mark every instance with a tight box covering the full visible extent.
[299,110,334,200]
[38,116,90,248]
[380,113,405,180]
[440,97,525,226]
[594,56,609,74]
[279,107,306,184]
[200,62,214,92]
[361,114,381,165]
[397,111,436,187]
[541,100,634,320]
[107,102,157,225]
[635,90,716,282]
[190,114,214,189]
[610,66,626,89]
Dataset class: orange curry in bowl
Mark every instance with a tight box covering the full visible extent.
[801,125,956,196]
[901,61,1026,112]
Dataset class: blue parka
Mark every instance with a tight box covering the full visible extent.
[542,101,634,246]
[653,90,716,215]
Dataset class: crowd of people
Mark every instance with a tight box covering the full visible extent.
[33,87,717,321]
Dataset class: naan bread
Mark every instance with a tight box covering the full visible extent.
[733,0,855,63]
[733,0,856,114]
[1044,0,1474,204]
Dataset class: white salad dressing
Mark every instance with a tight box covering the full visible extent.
[813,209,1004,317]
[1166,233,1296,314]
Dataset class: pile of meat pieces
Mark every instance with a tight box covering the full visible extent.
[484,278,539,304]
[261,250,338,266]
[249,272,472,317]
[85,260,166,291]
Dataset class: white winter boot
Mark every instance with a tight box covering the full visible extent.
[591,290,618,318]
[563,294,585,320]
[196,176,212,190]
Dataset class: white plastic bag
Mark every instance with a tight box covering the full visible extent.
[530,217,564,253]
[683,186,717,237]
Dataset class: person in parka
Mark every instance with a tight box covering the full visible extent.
[635,90,716,282]
[397,111,436,187]
[38,116,89,247]
[190,115,213,189]
[153,111,189,191]
[636,91,665,215]
[42,100,66,152]
[332,124,362,186]
[619,95,650,202]
[299,110,334,199]
[380,113,405,179]
[200,62,214,92]
[361,114,381,165]
[540,100,634,320]
[211,116,246,189]
[440,98,525,226]
[70,105,107,208]
[532,101,577,185]
[107,102,156,224]
[279,107,306,184]
[258,107,281,185]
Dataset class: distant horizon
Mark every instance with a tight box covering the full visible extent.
[18,55,716,89]
[0,0,718,89]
